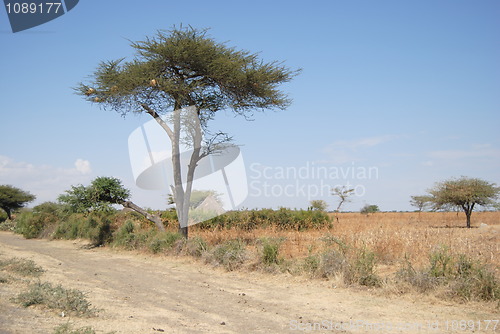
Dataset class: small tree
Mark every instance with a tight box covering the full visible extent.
[427,176,499,228]
[59,177,165,230]
[410,195,434,212]
[0,185,36,220]
[332,186,354,212]
[360,204,379,214]
[309,199,328,212]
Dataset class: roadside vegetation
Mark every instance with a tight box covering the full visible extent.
[0,176,498,306]
[1,202,498,306]
[0,254,99,332]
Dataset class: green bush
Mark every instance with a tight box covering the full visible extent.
[53,323,97,334]
[14,211,58,239]
[396,251,499,302]
[112,220,136,249]
[429,246,454,278]
[0,210,8,224]
[147,231,183,254]
[210,239,246,271]
[0,257,45,277]
[198,208,331,231]
[14,282,96,316]
[183,236,208,257]
[260,237,284,265]
[53,213,113,246]
[353,247,380,287]
[360,204,380,214]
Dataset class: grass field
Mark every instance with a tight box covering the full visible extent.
[191,211,500,274]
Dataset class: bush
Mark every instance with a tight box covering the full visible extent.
[14,211,58,239]
[14,281,96,316]
[260,237,284,265]
[0,210,8,224]
[54,213,113,246]
[183,236,208,257]
[395,251,500,302]
[210,239,246,271]
[147,231,183,254]
[429,246,454,278]
[360,204,379,214]
[198,208,331,231]
[53,323,97,334]
[0,257,45,277]
[112,220,136,249]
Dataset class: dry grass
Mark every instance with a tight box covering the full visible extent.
[190,211,500,277]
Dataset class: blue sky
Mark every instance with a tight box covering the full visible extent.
[1,0,499,212]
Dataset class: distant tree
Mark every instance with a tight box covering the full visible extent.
[59,177,165,230]
[0,185,36,220]
[331,186,354,212]
[77,26,299,238]
[309,200,328,212]
[360,204,379,214]
[410,195,434,212]
[426,176,499,228]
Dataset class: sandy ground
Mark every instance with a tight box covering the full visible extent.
[0,231,498,334]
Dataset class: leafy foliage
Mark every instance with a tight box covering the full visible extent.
[360,204,380,214]
[309,200,328,212]
[58,177,130,213]
[425,176,499,227]
[0,185,36,219]
[14,281,96,316]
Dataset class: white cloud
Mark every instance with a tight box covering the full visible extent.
[429,145,500,160]
[322,135,398,164]
[0,155,94,205]
[75,159,92,174]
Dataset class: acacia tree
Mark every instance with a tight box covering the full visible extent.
[309,200,328,212]
[409,195,434,212]
[77,26,298,238]
[426,176,499,228]
[59,176,165,230]
[0,185,36,219]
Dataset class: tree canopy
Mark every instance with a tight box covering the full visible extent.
[58,177,130,213]
[77,26,299,238]
[0,185,36,219]
[426,176,499,228]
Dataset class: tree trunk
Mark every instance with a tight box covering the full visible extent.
[2,207,12,220]
[121,201,165,231]
[465,210,471,228]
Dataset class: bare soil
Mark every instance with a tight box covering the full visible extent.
[0,231,498,334]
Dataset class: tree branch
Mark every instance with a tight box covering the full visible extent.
[140,103,174,140]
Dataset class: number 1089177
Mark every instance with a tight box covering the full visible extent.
[5,2,62,14]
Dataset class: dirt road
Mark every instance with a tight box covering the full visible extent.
[0,232,498,333]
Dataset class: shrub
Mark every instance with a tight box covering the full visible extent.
[54,213,113,246]
[197,208,331,231]
[353,247,380,287]
[395,256,439,293]
[429,246,454,278]
[183,236,208,257]
[360,204,380,214]
[210,239,246,271]
[112,220,136,249]
[14,211,58,239]
[0,257,44,277]
[260,237,284,265]
[14,281,96,316]
[53,323,97,334]
[0,210,8,224]
[147,231,183,254]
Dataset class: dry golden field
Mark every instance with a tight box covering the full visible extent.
[191,211,500,276]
